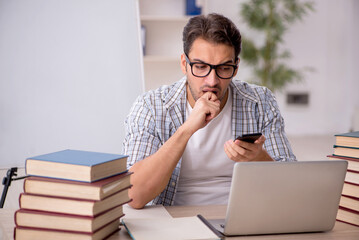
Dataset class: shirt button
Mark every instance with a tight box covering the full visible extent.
[171,182,176,187]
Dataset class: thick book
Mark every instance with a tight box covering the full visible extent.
[346,170,359,185]
[342,182,359,198]
[19,187,131,216]
[23,172,132,200]
[339,195,359,212]
[336,206,359,227]
[335,131,359,148]
[25,149,128,182]
[327,155,359,172]
[333,145,359,159]
[14,219,119,240]
[15,204,124,232]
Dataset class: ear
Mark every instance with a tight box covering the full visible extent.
[233,57,240,76]
[180,53,187,75]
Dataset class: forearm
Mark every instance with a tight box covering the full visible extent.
[128,123,194,209]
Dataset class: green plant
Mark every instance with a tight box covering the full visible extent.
[240,0,314,92]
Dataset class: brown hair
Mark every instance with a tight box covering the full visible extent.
[183,13,241,61]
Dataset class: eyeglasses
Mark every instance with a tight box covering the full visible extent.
[185,54,238,79]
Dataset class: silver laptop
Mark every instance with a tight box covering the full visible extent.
[199,160,347,237]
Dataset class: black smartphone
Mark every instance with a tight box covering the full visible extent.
[235,133,262,143]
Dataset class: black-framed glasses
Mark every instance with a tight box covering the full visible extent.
[185,54,238,79]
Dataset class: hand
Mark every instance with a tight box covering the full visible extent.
[224,135,273,162]
[183,92,221,134]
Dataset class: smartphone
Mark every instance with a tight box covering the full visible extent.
[235,133,262,143]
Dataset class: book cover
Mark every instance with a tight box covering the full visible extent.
[15,204,124,232]
[327,155,359,172]
[335,131,359,138]
[19,187,131,216]
[336,206,359,227]
[14,219,119,240]
[25,149,128,182]
[23,172,132,200]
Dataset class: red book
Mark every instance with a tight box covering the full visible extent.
[19,187,131,216]
[15,204,124,233]
[23,172,132,200]
[339,195,359,212]
[336,206,359,227]
[342,182,359,198]
[14,219,120,240]
[346,170,359,185]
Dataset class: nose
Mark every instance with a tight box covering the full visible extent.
[204,68,220,87]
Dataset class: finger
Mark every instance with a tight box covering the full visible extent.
[205,103,221,121]
[234,139,255,151]
[255,135,266,144]
[224,142,239,161]
[204,91,219,102]
[225,140,247,160]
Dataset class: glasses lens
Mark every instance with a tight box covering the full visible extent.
[192,63,211,77]
[216,65,236,79]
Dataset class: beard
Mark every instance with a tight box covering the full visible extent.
[187,82,227,102]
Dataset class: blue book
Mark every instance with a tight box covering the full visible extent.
[26,149,128,182]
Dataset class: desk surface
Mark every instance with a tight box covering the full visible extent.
[1,205,358,240]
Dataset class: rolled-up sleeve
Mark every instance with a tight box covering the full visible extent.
[122,95,162,169]
[261,88,296,162]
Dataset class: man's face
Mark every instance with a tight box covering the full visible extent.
[181,38,239,107]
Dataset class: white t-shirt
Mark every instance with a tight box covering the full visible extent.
[174,89,235,205]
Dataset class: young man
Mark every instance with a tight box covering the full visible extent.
[123,13,296,209]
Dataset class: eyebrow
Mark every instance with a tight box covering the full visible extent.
[191,58,235,65]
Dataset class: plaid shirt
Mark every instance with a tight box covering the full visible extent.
[123,77,296,206]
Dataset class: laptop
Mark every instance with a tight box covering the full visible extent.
[199,160,348,237]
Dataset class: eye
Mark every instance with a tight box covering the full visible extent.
[194,64,208,70]
[218,65,233,71]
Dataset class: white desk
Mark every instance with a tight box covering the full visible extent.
[2,205,358,240]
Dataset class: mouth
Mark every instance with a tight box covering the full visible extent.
[202,88,219,96]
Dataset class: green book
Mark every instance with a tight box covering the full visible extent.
[333,145,359,160]
[335,131,359,148]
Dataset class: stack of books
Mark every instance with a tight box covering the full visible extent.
[14,149,132,240]
[328,131,359,227]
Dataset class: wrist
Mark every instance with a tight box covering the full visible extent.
[259,149,274,162]
[178,121,196,139]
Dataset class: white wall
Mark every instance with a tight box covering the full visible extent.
[206,0,359,136]
[279,0,359,135]
[0,0,143,168]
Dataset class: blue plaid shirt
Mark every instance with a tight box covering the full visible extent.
[123,77,296,206]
